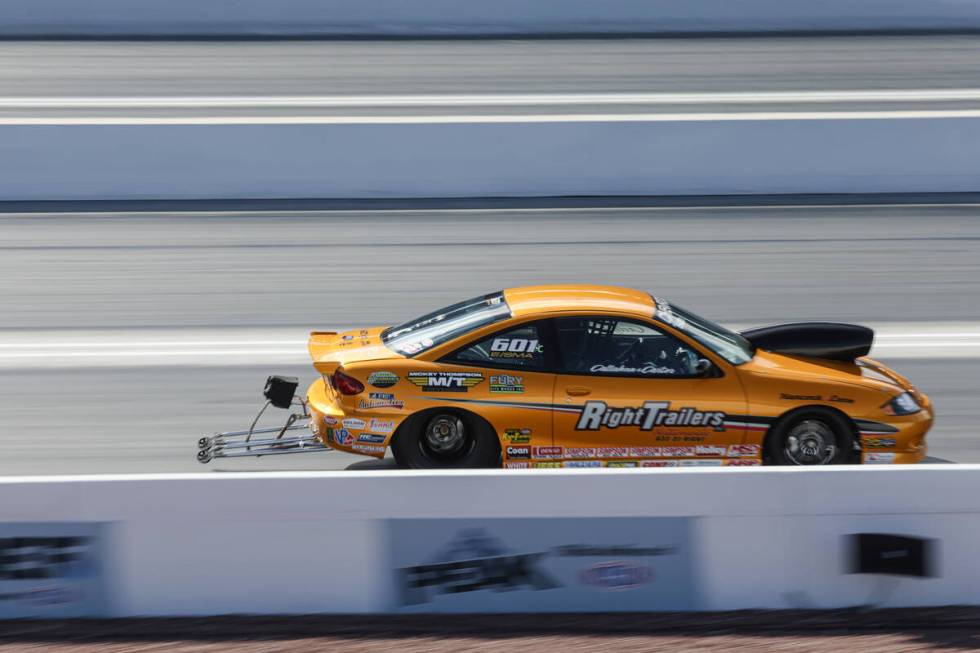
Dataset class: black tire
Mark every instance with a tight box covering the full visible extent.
[765,407,856,466]
[391,409,501,469]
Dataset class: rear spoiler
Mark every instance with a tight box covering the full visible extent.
[740,322,873,362]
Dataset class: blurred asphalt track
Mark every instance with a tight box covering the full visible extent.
[2,36,980,120]
[1,201,979,473]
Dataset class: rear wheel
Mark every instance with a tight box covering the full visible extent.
[765,407,855,466]
[392,410,501,469]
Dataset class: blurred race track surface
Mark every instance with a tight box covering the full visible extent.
[2,36,980,118]
[1,201,978,473]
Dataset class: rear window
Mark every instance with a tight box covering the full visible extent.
[381,292,511,357]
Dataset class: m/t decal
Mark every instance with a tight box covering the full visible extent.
[575,401,726,431]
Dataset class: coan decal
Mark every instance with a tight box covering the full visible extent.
[575,401,726,431]
[407,371,484,392]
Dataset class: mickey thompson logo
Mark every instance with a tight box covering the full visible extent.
[575,401,726,431]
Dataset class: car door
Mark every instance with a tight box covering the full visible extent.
[550,315,749,466]
[439,319,558,466]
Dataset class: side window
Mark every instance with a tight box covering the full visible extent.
[556,317,701,377]
[447,323,546,369]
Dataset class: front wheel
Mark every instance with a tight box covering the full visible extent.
[391,410,501,469]
[765,408,856,466]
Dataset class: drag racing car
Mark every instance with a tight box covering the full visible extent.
[198,285,933,468]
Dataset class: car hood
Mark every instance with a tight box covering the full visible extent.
[739,349,914,395]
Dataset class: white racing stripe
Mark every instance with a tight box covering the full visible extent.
[5,89,980,108]
[0,322,977,369]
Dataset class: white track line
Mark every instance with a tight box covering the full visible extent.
[0,323,977,368]
[4,89,980,108]
[4,110,980,125]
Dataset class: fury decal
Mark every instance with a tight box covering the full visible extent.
[575,401,726,431]
[489,374,524,394]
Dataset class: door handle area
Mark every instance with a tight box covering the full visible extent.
[565,386,591,397]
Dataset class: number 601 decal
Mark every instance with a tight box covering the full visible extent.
[491,338,542,358]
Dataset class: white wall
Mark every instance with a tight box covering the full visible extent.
[2,116,979,200]
[2,0,979,36]
[1,465,979,616]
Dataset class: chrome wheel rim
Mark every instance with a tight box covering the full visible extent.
[423,414,467,456]
[784,419,837,465]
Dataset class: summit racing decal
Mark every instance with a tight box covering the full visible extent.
[407,371,484,392]
[575,401,726,431]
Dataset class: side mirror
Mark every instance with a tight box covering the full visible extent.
[695,359,714,378]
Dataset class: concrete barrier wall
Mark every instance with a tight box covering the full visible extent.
[1,117,978,200]
[3,0,980,36]
[1,466,979,617]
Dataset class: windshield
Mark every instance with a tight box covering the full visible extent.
[652,296,754,365]
[382,292,511,356]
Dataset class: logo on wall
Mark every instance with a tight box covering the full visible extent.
[388,520,693,611]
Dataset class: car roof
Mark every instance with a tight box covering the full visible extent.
[503,285,656,319]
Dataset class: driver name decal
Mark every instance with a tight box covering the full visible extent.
[575,401,726,431]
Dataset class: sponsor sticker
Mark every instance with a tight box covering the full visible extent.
[330,428,352,446]
[576,401,726,432]
[533,462,562,469]
[661,446,694,457]
[641,460,679,467]
[566,447,597,458]
[605,461,639,468]
[679,459,724,467]
[863,437,897,448]
[695,445,727,457]
[357,433,386,444]
[726,444,761,457]
[503,461,531,469]
[865,452,897,464]
[597,447,629,458]
[407,371,484,392]
[367,371,399,389]
[564,460,602,468]
[590,364,676,376]
[504,428,532,443]
[489,374,525,394]
[343,418,366,430]
[532,446,563,459]
[352,443,386,455]
[506,445,531,459]
[725,459,761,466]
[323,415,339,427]
[629,447,662,457]
[358,392,405,410]
[490,338,543,360]
[368,418,396,434]
[580,562,653,591]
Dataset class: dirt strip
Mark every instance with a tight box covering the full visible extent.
[2,608,980,652]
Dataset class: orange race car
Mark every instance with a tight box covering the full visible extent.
[198,285,932,468]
